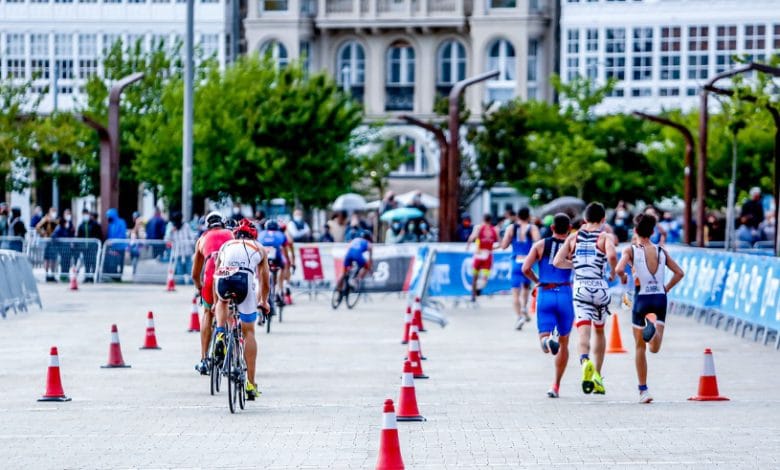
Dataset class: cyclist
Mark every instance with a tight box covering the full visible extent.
[279,221,296,305]
[213,219,270,401]
[257,220,292,315]
[192,211,233,375]
[467,214,500,302]
[339,230,373,291]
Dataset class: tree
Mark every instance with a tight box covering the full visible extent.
[358,135,412,199]
[0,80,42,194]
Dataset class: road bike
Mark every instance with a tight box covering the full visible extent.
[222,296,247,414]
[331,261,363,310]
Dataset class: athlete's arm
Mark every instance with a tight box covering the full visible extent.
[553,234,575,269]
[663,248,685,293]
[256,248,270,312]
[603,233,618,282]
[615,245,632,284]
[499,224,514,250]
[657,225,668,246]
[191,238,205,290]
[521,240,544,284]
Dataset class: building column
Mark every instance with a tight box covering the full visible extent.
[515,31,528,100]
[417,35,435,115]
[365,36,385,115]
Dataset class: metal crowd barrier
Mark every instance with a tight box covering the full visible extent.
[0,249,42,317]
[26,237,103,283]
[98,238,196,284]
[0,236,25,253]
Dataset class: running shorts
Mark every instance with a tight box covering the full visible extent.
[537,285,574,336]
[632,292,667,327]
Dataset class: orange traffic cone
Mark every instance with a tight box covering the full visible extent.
[405,324,426,361]
[166,267,176,292]
[412,297,426,332]
[688,348,729,401]
[69,266,79,291]
[401,305,412,345]
[376,399,405,470]
[188,295,201,332]
[101,324,131,368]
[408,332,427,379]
[606,314,627,354]
[140,311,161,350]
[396,360,425,422]
[38,347,71,402]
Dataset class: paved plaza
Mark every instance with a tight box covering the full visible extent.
[1,283,780,469]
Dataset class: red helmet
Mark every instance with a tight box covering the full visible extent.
[233,218,258,239]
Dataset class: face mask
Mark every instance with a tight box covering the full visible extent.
[233,208,240,214]
[64,214,72,222]
[392,223,401,231]
[293,216,303,222]
[50,212,58,219]
[616,210,626,219]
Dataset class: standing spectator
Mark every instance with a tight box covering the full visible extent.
[705,213,726,245]
[8,207,26,251]
[29,205,43,230]
[129,212,144,274]
[146,208,166,259]
[103,208,128,281]
[659,211,682,244]
[167,211,195,284]
[736,216,759,246]
[759,211,776,244]
[287,209,312,243]
[52,217,75,281]
[740,187,764,229]
[385,219,405,244]
[230,204,244,222]
[344,213,366,242]
[381,191,399,214]
[319,223,335,243]
[456,213,473,242]
[36,207,59,282]
[77,209,102,282]
[326,211,348,242]
[610,200,633,243]
[0,203,8,236]
[405,191,429,242]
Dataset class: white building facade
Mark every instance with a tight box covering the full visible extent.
[561,0,780,114]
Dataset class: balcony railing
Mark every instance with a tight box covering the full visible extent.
[319,0,468,19]
[385,85,414,111]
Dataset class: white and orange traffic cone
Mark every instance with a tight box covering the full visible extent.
[405,323,426,361]
[38,347,71,402]
[396,360,425,422]
[688,348,729,401]
[166,267,176,292]
[401,305,412,345]
[101,324,131,368]
[375,399,405,470]
[188,295,201,332]
[412,297,425,332]
[69,266,79,291]
[140,311,161,350]
[407,332,428,379]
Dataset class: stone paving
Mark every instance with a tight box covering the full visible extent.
[1,282,780,469]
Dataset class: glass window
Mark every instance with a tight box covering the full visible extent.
[586,56,598,80]
[774,25,780,50]
[392,135,431,176]
[385,41,415,111]
[632,27,652,81]
[199,34,219,58]
[78,34,98,79]
[486,39,516,103]
[744,24,766,62]
[586,28,598,52]
[260,40,289,68]
[715,25,737,73]
[688,25,709,80]
[605,28,625,80]
[436,40,466,87]
[566,29,580,80]
[489,0,515,7]
[127,34,146,51]
[659,26,680,81]
[30,33,50,80]
[5,33,27,79]
[527,38,539,99]
[103,34,121,53]
[54,33,74,80]
[338,41,366,86]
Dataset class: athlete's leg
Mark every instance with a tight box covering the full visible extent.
[519,284,531,318]
[200,307,214,360]
[241,321,257,385]
[632,326,648,386]
[471,268,479,300]
[512,287,522,316]
[555,335,570,388]
[215,299,229,328]
[577,324,592,357]
[649,322,665,353]
[593,324,606,374]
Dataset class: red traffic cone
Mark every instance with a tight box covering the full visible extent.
[140,311,161,350]
[38,347,71,402]
[69,266,79,291]
[101,324,131,368]
[166,267,176,292]
[401,305,412,345]
[397,360,425,422]
[408,332,428,379]
[376,399,405,470]
[413,297,426,332]
[188,295,201,332]
[405,324,426,361]
[688,348,729,401]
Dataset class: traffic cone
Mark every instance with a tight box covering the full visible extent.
[166,267,176,292]
[412,297,426,333]
[140,311,161,350]
[375,399,405,470]
[101,324,131,368]
[69,266,78,291]
[38,347,71,402]
[188,295,201,332]
[688,348,730,401]
[396,360,425,422]
[606,314,627,354]
[401,305,412,345]
[408,332,428,379]
[405,324,426,361]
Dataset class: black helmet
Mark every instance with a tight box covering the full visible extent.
[360,229,373,241]
[205,211,225,229]
[265,220,280,232]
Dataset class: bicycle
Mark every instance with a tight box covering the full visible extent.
[222,296,247,413]
[208,318,221,396]
[258,256,284,334]
[331,261,363,310]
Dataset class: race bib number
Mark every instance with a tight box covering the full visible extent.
[214,266,239,278]
[574,279,608,289]
[475,250,490,261]
[642,281,662,294]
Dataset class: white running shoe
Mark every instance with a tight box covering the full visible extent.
[514,316,527,330]
[639,389,653,404]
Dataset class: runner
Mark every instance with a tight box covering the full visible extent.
[500,207,540,329]
[213,219,270,400]
[521,213,574,398]
[553,202,617,395]
[257,220,292,315]
[191,211,233,375]
[467,214,500,302]
[615,213,684,404]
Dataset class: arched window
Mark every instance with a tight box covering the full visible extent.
[436,40,466,97]
[337,41,365,102]
[385,41,415,111]
[391,134,432,176]
[259,40,288,68]
[486,39,516,103]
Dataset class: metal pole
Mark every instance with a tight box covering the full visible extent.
[182,0,194,221]
[697,91,708,247]
[52,62,59,210]
[725,132,738,251]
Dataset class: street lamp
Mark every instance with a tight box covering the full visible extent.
[182,0,195,222]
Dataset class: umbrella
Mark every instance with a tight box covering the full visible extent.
[332,193,367,212]
[396,191,440,209]
[380,207,424,222]
[536,197,586,217]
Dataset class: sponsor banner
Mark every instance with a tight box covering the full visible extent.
[299,246,324,281]
[426,251,513,297]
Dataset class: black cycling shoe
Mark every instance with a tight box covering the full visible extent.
[214,335,225,361]
[195,359,209,376]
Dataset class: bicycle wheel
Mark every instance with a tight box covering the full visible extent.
[331,287,343,309]
[345,271,361,309]
[266,311,272,334]
[237,338,246,410]
[226,339,236,414]
[277,293,284,323]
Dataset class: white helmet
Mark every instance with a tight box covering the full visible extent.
[205,211,225,229]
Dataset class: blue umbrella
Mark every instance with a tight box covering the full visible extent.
[380,207,424,222]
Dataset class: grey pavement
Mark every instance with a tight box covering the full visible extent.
[1,282,780,469]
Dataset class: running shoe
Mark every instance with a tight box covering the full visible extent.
[642,319,657,343]
[246,382,259,401]
[214,333,225,361]
[639,389,653,404]
[547,384,560,398]
[541,337,560,355]
[514,316,527,330]
[593,371,606,395]
[195,358,209,376]
[581,359,595,394]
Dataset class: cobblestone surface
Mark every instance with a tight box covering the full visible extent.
[1,283,779,469]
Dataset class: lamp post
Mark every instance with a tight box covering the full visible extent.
[182,0,195,222]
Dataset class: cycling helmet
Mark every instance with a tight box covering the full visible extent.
[265,220,280,232]
[205,211,225,229]
[360,229,373,241]
[233,218,258,239]
[225,218,237,230]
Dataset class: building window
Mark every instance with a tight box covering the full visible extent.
[489,0,516,7]
[688,25,708,80]
[127,34,146,52]
[659,26,680,80]
[200,34,219,59]
[607,88,624,97]
[715,25,737,73]
[263,0,288,10]
[392,134,430,176]
[31,34,50,80]
[486,39,516,104]
[337,41,365,102]
[659,88,680,97]
[150,34,170,51]
[586,28,598,52]
[565,29,579,80]
[385,41,415,111]
[436,40,466,97]
[78,34,98,79]
[632,27,652,81]
[260,40,289,68]
[103,34,121,53]
[774,25,780,50]
[5,34,27,79]
[605,28,625,80]
[631,88,651,97]
[54,34,74,80]
[527,39,539,100]
[300,41,311,74]
[744,24,766,62]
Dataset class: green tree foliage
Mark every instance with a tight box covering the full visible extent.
[358,135,413,199]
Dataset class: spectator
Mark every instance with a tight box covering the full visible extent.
[456,213,472,242]
[77,209,102,282]
[8,207,26,251]
[740,187,764,229]
[36,208,59,282]
[29,205,43,230]
[659,211,682,244]
[129,212,144,273]
[705,213,726,244]
[0,203,8,236]
[736,216,759,246]
[385,219,405,244]
[230,204,243,222]
[610,200,633,243]
[103,208,128,281]
[344,213,365,242]
[287,209,312,243]
[644,206,667,245]
[499,209,516,237]
[759,212,776,244]
[381,191,399,214]
[326,211,348,242]
[167,211,195,284]
[52,217,75,281]
[146,208,166,241]
[408,191,427,214]
[319,223,335,243]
